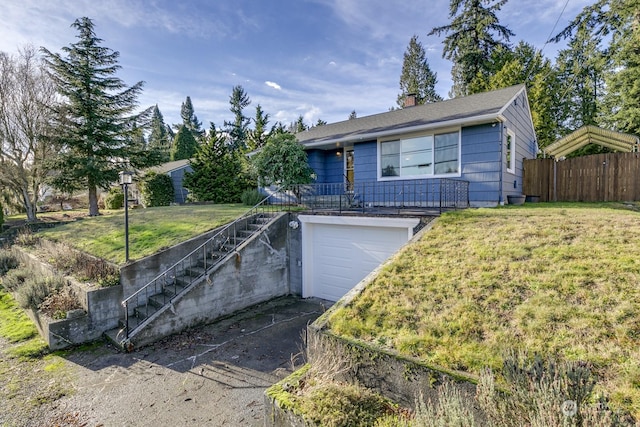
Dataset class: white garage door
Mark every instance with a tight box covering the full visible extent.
[299,216,419,301]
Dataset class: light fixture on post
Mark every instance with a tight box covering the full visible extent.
[119,171,133,262]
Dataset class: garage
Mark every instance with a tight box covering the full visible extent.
[298,215,420,301]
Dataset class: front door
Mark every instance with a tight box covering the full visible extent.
[345,149,354,191]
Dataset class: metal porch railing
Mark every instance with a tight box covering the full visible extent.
[289,178,469,213]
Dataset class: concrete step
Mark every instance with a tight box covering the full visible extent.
[134,304,158,321]
[162,280,188,298]
[185,265,206,278]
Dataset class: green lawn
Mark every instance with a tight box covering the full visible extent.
[328,203,640,418]
[38,204,249,264]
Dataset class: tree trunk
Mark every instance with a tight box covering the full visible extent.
[22,188,37,222]
[88,185,100,216]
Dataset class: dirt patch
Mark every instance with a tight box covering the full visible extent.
[0,297,327,427]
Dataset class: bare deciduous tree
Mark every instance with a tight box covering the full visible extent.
[0,46,56,221]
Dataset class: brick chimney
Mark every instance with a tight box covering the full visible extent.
[404,93,417,108]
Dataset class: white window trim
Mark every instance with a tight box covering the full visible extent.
[506,129,516,174]
[377,128,462,181]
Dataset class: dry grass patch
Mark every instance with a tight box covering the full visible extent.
[329,204,640,418]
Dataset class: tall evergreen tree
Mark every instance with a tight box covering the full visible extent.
[171,125,198,161]
[600,0,640,136]
[183,123,246,203]
[429,0,514,97]
[554,26,606,135]
[247,104,270,152]
[41,17,154,216]
[177,96,203,140]
[551,0,639,136]
[348,110,357,120]
[224,85,251,151]
[397,35,442,107]
[289,115,308,133]
[148,105,171,162]
[469,42,561,148]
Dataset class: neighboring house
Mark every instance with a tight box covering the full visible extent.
[296,84,537,207]
[146,159,193,204]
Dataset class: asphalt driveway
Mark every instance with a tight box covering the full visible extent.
[40,296,329,427]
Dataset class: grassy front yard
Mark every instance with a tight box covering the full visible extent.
[328,203,640,418]
[38,204,248,264]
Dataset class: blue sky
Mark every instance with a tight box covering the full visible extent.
[1,0,590,129]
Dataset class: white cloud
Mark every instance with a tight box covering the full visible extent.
[265,81,282,90]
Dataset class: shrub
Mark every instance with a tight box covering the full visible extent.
[0,202,4,229]
[15,228,39,246]
[39,240,120,287]
[15,275,65,310]
[40,286,82,319]
[1,268,31,292]
[410,354,624,427]
[104,186,124,209]
[140,172,174,207]
[240,189,264,206]
[0,249,19,276]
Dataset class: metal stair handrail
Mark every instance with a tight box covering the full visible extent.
[121,189,285,340]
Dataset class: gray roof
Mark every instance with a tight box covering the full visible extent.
[297,84,525,146]
[147,159,191,175]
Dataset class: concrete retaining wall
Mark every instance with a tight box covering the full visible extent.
[13,249,123,350]
[119,224,228,299]
[129,213,292,348]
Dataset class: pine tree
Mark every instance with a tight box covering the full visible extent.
[551,0,639,136]
[148,105,171,162]
[348,110,357,120]
[397,35,442,107]
[554,26,606,134]
[171,125,198,161]
[288,115,308,133]
[469,42,561,148]
[177,96,204,140]
[247,104,270,151]
[224,85,251,151]
[601,0,640,136]
[183,123,247,203]
[429,0,514,97]
[41,17,154,216]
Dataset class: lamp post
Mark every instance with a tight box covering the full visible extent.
[119,171,133,262]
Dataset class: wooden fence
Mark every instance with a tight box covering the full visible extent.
[523,152,640,202]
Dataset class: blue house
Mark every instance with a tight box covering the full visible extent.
[296,84,537,207]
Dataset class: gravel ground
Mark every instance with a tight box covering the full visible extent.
[0,296,328,427]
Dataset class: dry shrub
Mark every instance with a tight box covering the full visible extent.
[40,286,82,320]
[15,228,40,246]
[411,354,630,427]
[38,240,119,287]
[0,248,19,276]
[1,267,31,291]
[15,275,65,311]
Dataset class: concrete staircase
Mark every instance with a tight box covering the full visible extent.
[105,211,279,349]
